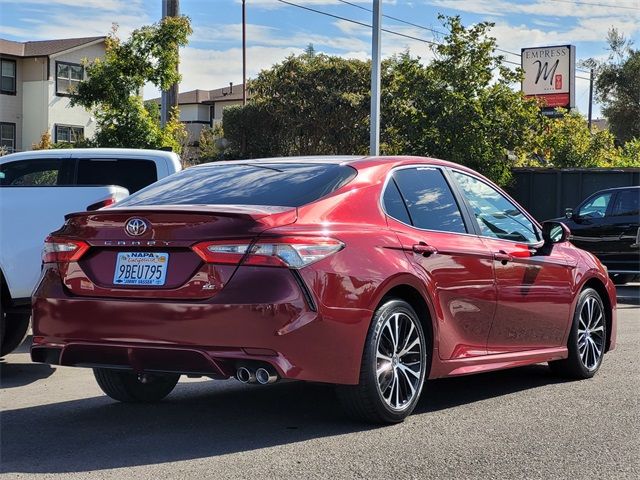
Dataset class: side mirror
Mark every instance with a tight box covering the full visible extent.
[542,221,571,245]
[565,207,574,219]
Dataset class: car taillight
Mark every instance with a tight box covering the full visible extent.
[192,237,344,269]
[42,236,90,263]
[86,196,117,211]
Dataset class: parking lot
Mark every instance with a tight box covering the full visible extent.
[0,301,638,479]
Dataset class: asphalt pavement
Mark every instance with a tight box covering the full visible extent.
[1,303,638,479]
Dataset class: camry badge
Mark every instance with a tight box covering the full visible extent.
[125,218,148,237]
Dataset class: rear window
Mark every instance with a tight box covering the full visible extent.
[116,162,357,207]
[76,159,157,193]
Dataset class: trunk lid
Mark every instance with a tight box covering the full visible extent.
[55,205,297,299]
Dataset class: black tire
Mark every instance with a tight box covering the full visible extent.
[549,288,607,379]
[0,310,31,357]
[337,299,429,424]
[93,368,180,402]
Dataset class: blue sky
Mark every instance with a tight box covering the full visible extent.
[1,0,639,117]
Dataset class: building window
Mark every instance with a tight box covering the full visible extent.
[55,125,84,144]
[1,58,16,95]
[56,61,84,95]
[0,122,16,152]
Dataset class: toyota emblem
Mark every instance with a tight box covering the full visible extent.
[125,218,148,236]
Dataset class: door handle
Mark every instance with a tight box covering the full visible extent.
[412,243,438,257]
[494,250,513,264]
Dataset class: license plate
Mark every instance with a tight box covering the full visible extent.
[113,252,169,286]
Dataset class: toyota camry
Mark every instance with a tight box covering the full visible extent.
[31,156,617,423]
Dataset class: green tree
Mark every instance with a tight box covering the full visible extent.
[221,16,542,184]
[72,18,192,153]
[585,29,640,145]
[619,138,640,166]
[528,110,621,167]
[197,123,226,163]
[382,16,541,184]
[223,52,370,158]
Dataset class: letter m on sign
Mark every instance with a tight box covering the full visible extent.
[533,59,560,86]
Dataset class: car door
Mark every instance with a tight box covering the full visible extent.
[449,170,574,353]
[0,156,75,299]
[567,191,615,256]
[383,166,497,360]
[601,188,640,274]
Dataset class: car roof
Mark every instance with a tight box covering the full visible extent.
[195,155,469,170]
[195,155,366,166]
[591,185,640,195]
[0,148,179,163]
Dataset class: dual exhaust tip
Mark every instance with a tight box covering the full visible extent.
[236,366,278,385]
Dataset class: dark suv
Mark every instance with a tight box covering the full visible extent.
[560,186,639,284]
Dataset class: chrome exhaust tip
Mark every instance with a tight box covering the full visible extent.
[236,367,255,384]
[255,367,278,385]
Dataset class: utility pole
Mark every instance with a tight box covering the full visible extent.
[370,0,381,156]
[161,0,180,127]
[242,0,247,105]
[587,68,594,132]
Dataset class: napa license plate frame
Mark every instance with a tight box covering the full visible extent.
[113,252,169,286]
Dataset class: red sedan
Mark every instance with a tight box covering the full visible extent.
[31,156,617,423]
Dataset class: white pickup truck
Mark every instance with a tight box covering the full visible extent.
[0,148,182,355]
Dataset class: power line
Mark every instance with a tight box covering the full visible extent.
[277,0,591,79]
[277,0,440,46]
[336,0,522,58]
[549,0,640,11]
[336,0,593,74]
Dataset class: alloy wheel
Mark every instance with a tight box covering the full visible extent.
[577,295,605,371]
[375,312,423,411]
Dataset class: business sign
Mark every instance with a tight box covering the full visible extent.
[521,45,575,111]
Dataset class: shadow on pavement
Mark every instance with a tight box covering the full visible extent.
[1,364,564,474]
[0,360,55,389]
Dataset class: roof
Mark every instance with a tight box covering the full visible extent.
[148,84,246,105]
[593,186,640,193]
[0,36,105,57]
[195,155,366,167]
[0,148,180,165]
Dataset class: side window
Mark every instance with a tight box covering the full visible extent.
[76,159,157,193]
[578,193,612,218]
[0,159,72,186]
[611,190,639,217]
[1,58,16,95]
[391,167,467,233]
[55,125,84,144]
[56,62,84,95]
[451,171,539,243]
[0,122,16,153]
[382,178,411,225]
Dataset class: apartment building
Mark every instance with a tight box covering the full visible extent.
[0,36,106,152]
[149,83,246,145]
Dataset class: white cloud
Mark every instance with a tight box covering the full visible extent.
[0,10,151,40]
[171,44,305,94]
[193,22,369,51]
[239,0,397,9]
[491,16,640,54]
[428,0,640,20]
[0,0,143,12]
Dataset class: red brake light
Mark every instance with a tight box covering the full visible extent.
[192,237,344,269]
[42,236,90,264]
[87,196,117,211]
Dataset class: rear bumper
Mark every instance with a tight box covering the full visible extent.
[31,265,373,385]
